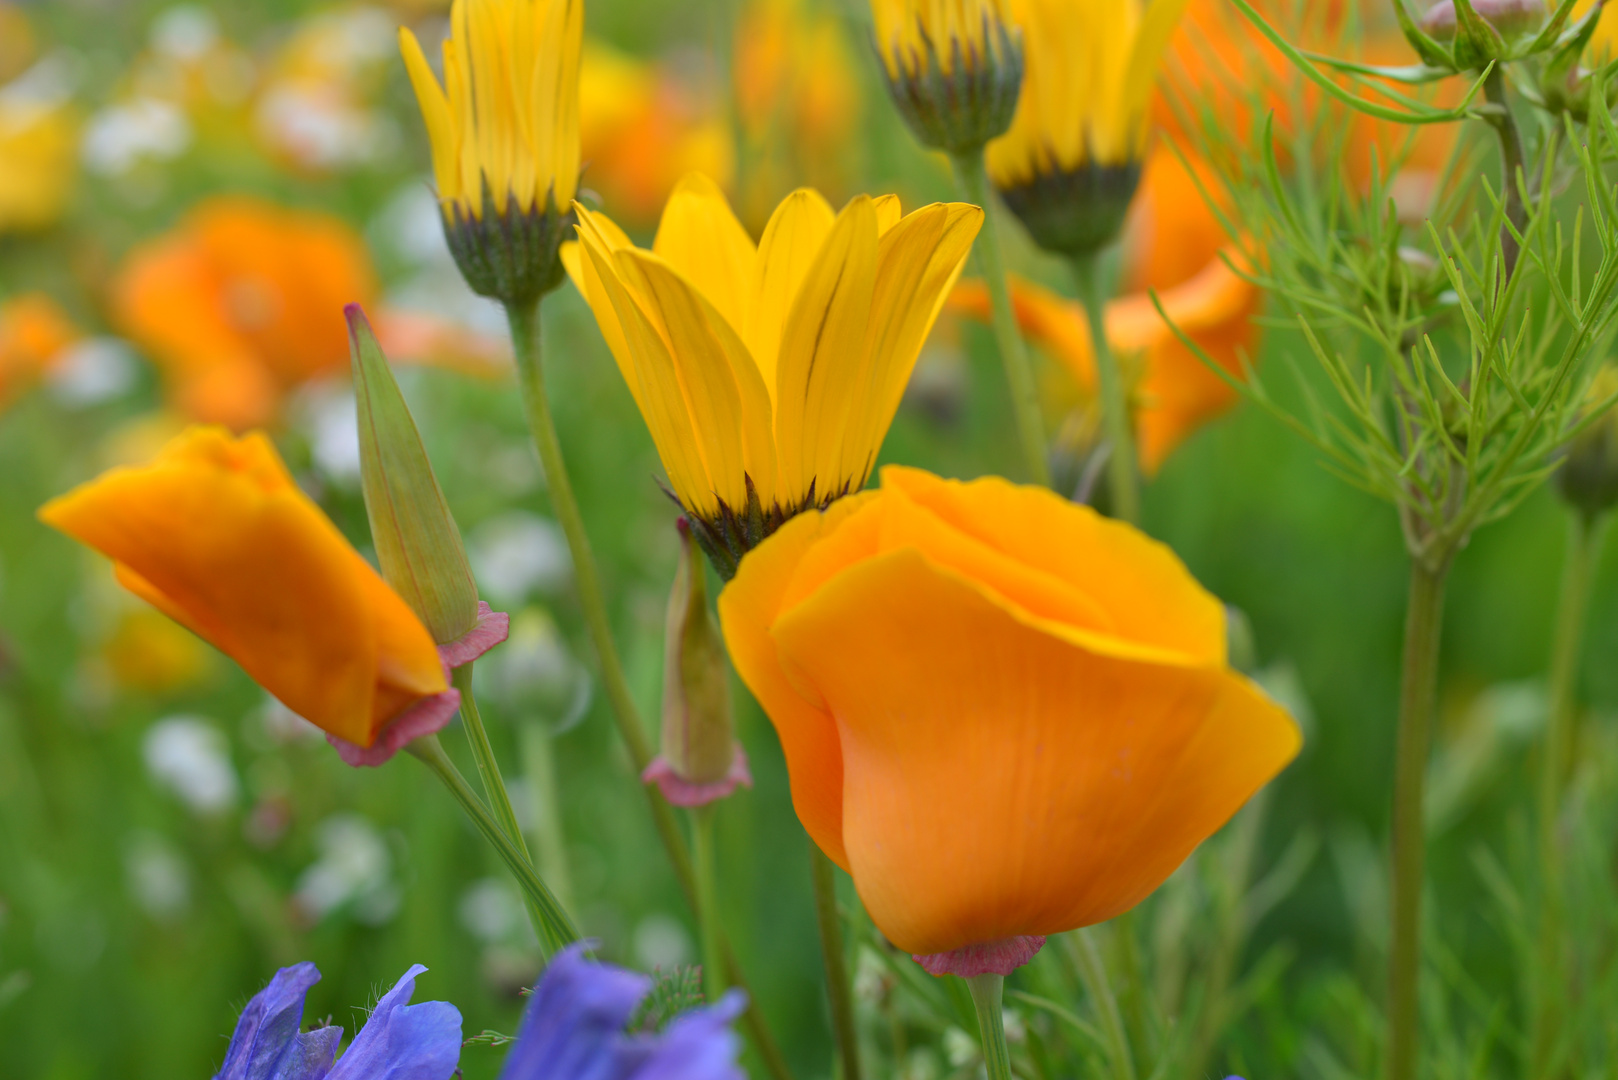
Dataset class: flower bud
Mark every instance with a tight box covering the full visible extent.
[441,188,577,309]
[874,0,1024,156]
[1555,365,1618,518]
[643,520,752,807]
[1420,0,1545,67]
[348,305,481,646]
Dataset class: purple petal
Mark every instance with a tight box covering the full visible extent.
[215,963,339,1080]
[641,745,753,808]
[327,688,461,767]
[326,964,462,1080]
[625,991,748,1080]
[498,943,651,1080]
[439,602,511,669]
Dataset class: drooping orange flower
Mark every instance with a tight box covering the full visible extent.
[111,196,507,429]
[38,426,451,750]
[953,147,1261,472]
[579,40,735,228]
[0,292,80,411]
[719,466,1299,964]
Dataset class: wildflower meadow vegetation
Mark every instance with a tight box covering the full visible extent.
[3,0,1618,1078]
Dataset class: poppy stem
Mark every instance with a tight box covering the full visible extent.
[1068,928,1138,1080]
[407,733,577,956]
[690,804,727,1004]
[520,718,576,914]
[1386,558,1449,1080]
[966,974,1014,1080]
[504,298,796,1080]
[1530,508,1608,1074]
[1481,64,1525,283]
[949,148,1052,488]
[452,664,557,949]
[809,845,863,1080]
[1069,252,1141,526]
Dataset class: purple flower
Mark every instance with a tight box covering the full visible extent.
[498,943,747,1080]
[215,962,461,1080]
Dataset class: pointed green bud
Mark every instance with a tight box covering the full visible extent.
[1555,364,1618,518]
[1536,0,1606,120]
[347,305,481,646]
[1395,0,1459,68]
[1422,0,1546,66]
[642,520,751,807]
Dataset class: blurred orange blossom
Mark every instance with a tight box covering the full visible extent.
[111,196,507,429]
[39,427,453,750]
[0,292,80,412]
[718,466,1300,962]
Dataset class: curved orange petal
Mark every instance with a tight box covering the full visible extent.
[771,545,1300,954]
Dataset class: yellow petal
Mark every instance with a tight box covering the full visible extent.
[771,544,1299,954]
[652,173,757,337]
[569,206,641,397]
[773,195,880,504]
[400,28,459,205]
[746,188,837,397]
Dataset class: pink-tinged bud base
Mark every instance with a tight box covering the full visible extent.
[912,935,1047,978]
[329,601,511,767]
[440,602,510,669]
[642,744,754,807]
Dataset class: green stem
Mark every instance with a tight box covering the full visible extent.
[1068,929,1137,1080]
[967,974,1014,1080]
[1386,559,1450,1080]
[949,148,1051,488]
[1482,65,1526,282]
[810,845,862,1080]
[1070,253,1141,525]
[407,734,577,955]
[520,720,575,913]
[1531,510,1608,1078]
[504,298,794,1080]
[452,665,552,944]
[1111,909,1150,1063]
[691,805,727,1003]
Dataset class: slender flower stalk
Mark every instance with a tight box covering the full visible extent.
[520,719,576,913]
[691,805,727,1005]
[810,847,862,1080]
[966,974,1014,1080]
[408,734,578,955]
[952,152,1051,486]
[452,664,552,944]
[1071,253,1140,523]
[506,298,792,1080]
[1067,929,1136,1080]
[1386,560,1448,1080]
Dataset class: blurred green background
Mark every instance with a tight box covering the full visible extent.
[2,0,1617,1077]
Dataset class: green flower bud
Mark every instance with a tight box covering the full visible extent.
[1556,365,1618,518]
[442,181,577,310]
[347,305,481,646]
[875,5,1024,157]
[643,520,751,807]
[1421,0,1546,67]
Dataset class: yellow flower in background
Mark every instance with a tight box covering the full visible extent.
[102,607,212,695]
[579,39,735,228]
[987,0,1188,255]
[0,293,80,412]
[39,427,451,749]
[399,0,583,221]
[0,93,77,234]
[0,2,38,83]
[563,174,982,577]
[719,466,1299,968]
[873,0,1014,78]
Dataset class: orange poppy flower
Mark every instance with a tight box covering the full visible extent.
[111,196,507,429]
[38,426,454,755]
[953,147,1261,473]
[1,292,80,411]
[719,466,1299,967]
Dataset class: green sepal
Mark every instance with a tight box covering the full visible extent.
[1538,0,1607,118]
[1451,0,1509,69]
[348,305,480,645]
[1394,0,1458,69]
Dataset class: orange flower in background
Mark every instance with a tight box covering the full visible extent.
[579,40,735,227]
[719,466,1299,963]
[112,196,507,429]
[733,0,863,227]
[953,148,1261,473]
[39,427,450,748]
[0,292,81,411]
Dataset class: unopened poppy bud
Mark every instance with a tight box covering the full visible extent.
[1555,365,1618,518]
[873,0,1024,157]
[349,305,507,660]
[643,520,752,807]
